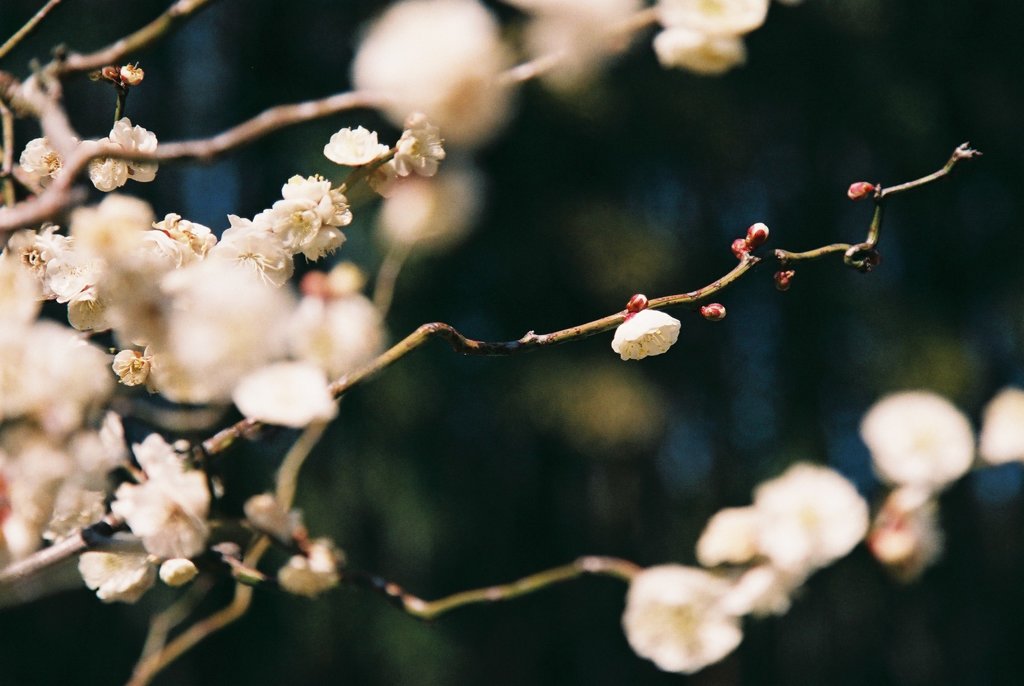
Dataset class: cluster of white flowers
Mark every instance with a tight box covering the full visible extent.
[623,462,868,674]
[653,0,771,74]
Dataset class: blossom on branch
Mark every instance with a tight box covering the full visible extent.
[87,118,158,192]
[79,551,157,604]
[19,137,68,187]
[611,309,681,360]
[232,362,338,428]
[393,113,446,177]
[324,126,390,166]
[979,387,1024,465]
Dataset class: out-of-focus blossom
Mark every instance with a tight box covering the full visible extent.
[611,309,681,360]
[979,387,1024,465]
[696,506,760,567]
[19,137,70,186]
[352,0,515,146]
[753,462,868,575]
[232,362,338,428]
[159,558,199,586]
[622,565,742,674]
[5,225,72,299]
[79,551,157,603]
[378,166,481,251]
[0,252,41,325]
[860,391,974,492]
[289,293,384,379]
[43,485,106,542]
[110,434,210,559]
[87,118,158,192]
[393,113,446,177]
[657,0,768,35]
[278,539,341,597]
[721,564,805,618]
[70,194,153,264]
[324,126,390,166]
[244,493,302,542]
[653,27,746,74]
[867,486,944,583]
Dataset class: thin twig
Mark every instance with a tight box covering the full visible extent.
[0,100,14,206]
[344,556,641,620]
[372,242,411,317]
[57,0,217,76]
[0,0,66,63]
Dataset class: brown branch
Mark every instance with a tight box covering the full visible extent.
[0,0,67,63]
[56,0,217,76]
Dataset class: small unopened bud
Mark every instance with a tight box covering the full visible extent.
[731,238,749,260]
[847,182,876,201]
[300,271,330,298]
[774,269,795,291]
[745,222,770,249]
[700,303,727,321]
[119,64,145,87]
[100,65,120,82]
[159,558,198,587]
[626,293,648,314]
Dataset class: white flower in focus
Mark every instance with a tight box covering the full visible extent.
[88,156,129,192]
[289,294,385,378]
[109,117,159,182]
[352,0,515,146]
[256,176,351,259]
[622,565,742,674]
[79,551,157,603]
[696,506,760,567]
[979,387,1024,465]
[753,462,868,574]
[210,216,294,287]
[147,213,217,266]
[377,167,482,251]
[657,0,769,35]
[867,486,944,583]
[19,137,67,186]
[611,309,681,360]
[233,362,338,428]
[324,126,390,166]
[110,434,210,559]
[393,113,446,177]
[112,349,152,387]
[653,27,746,74]
[44,248,103,304]
[860,391,974,492]
[159,558,199,586]
[67,287,110,332]
[277,539,341,597]
[5,225,71,297]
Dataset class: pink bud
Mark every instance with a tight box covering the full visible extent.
[731,238,749,260]
[745,222,770,249]
[626,293,648,313]
[774,270,795,292]
[847,182,876,201]
[700,303,727,321]
[100,66,120,82]
[300,271,330,298]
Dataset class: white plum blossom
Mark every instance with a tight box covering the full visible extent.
[79,551,157,603]
[19,137,69,186]
[146,213,217,267]
[112,349,152,387]
[70,194,153,264]
[657,0,769,35]
[0,252,41,325]
[611,309,681,360]
[244,493,302,542]
[653,27,746,74]
[393,113,446,177]
[622,565,742,674]
[323,126,390,166]
[110,434,210,559]
[277,539,341,597]
[4,224,71,298]
[979,387,1024,465]
[352,0,514,146]
[721,564,805,618]
[867,486,944,583]
[696,506,760,567]
[289,293,385,378]
[87,118,158,192]
[232,362,338,428]
[209,215,295,288]
[159,558,199,586]
[254,175,351,260]
[860,391,974,492]
[377,167,481,251]
[752,462,869,575]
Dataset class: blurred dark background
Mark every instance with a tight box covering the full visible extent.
[2,0,1024,684]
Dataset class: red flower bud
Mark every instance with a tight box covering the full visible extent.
[626,293,648,314]
[774,269,795,292]
[300,271,330,298]
[847,182,876,201]
[731,238,750,260]
[100,65,120,82]
[745,222,770,249]
[700,303,727,321]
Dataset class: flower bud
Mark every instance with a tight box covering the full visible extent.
[700,303,727,321]
[119,64,145,87]
[774,270,795,292]
[745,222,770,249]
[100,65,120,82]
[159,558,198,587]
[731,238,749,260]
[625,293,648,314]
[847,182,876,201]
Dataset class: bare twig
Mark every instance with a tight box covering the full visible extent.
[372,242,411,317]
[0,0,67,63]
[0,100,14,206]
